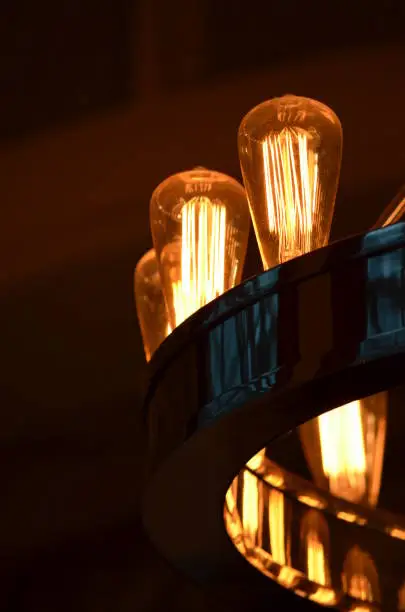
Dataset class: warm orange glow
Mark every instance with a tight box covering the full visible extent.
[261,457,285,488]
[309,587,338,606]
[246,448,266,472]
[264,471,285,488]
[226,467,301,590]
[381,201,405,226]
[336,511,361,524]
[171,196,227,327]
[238,95,342,270]
[376,188,405,228]
[150,168,250,330]
[367,404,387,507]
[297,494,326,510]
[343,546,380,608]
[261,128,320,263]
[315,395,387,506]
[302,511,337,606]
[267,489,300,588]
[301,394,387,508]
[349,574,374,602]
[225,478,238,515]
[387,526,405,541]
[399,581,405,610]
[307,528,328,586]
[268,488,286,566]
[278,566,302,589]
[242,469,261,547]
[318,401,367,503]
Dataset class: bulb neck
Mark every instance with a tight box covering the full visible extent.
[281,248,305,263]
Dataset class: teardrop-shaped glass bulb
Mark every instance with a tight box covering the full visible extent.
[150,168,250,329]
[299,392,387,508]
[238,94,342,269]
[134,248,171,362]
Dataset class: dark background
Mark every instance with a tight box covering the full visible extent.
[1,1,405,609]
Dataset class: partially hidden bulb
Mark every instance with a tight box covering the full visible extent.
[134,248,171,362]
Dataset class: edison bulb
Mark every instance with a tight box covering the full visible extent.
[134,248,171,362]
[299,392,387,507]
[150,167,250,329]
[238,95,342,269]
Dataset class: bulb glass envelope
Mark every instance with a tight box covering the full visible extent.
[149,167,250,330]
[238,95,342,269]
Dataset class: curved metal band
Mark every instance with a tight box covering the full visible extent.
[142,223,405,605]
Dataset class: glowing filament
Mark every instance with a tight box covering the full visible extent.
[318,400,367,503]
[267,489,299,588]
[225,478,238,515]
[242,469,260,547]
[262,127,319,263]
[307,529,328,586]
[343,547,379,609]
[349,575,374,602]
[172,196,226,327]
[268,489,286,566]
[388,527,405,541]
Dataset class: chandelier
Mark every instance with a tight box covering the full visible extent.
[136,95,405,611]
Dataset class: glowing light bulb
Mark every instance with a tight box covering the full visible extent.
[241,468,262,548]
[299,393,387,507]
[134,248,171,362]
[268,488,287,567]
[150,168,250,329]
[300,510,337,606]
[319,400,367,502]
[342,546,380,608]
[238,94,342,269]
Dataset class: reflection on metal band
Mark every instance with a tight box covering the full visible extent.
[224,425,405,610]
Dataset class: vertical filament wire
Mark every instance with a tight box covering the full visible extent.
[268,488,286,566]
[242,469,260,547]
[318,401,367,503]
[307,528,328,586]
[173,196,227,327]
[262,127,319,263]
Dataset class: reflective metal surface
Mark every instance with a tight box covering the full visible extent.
[143,224,405,610]
[225,387,405,609]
